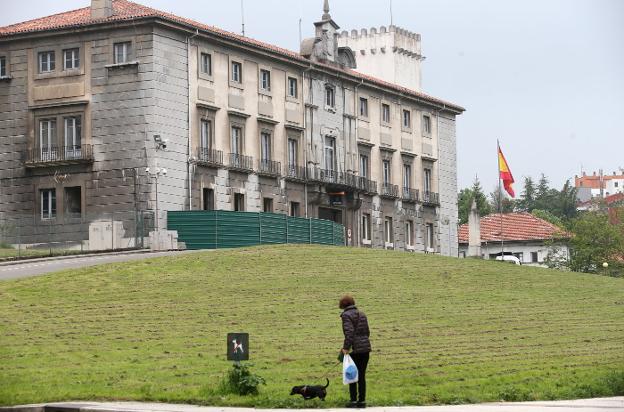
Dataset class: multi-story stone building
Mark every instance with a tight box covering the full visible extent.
[0,0,464,254]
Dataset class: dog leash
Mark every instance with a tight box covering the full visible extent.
[320,360,342,379]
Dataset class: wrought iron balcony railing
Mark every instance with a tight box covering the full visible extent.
[25,145,94,167]
[197,147,223,166]
[258,159,281,176]
[228,153,253,172]
[380,183,399,198]
[402,187,419,202]
[357,176,378,194]
[422,191,440,205]
[308,167,359,188]
[284,164,307,181]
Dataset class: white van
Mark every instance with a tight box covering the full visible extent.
[495,255,522,265]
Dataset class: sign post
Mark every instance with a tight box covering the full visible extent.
[227,332,249,362]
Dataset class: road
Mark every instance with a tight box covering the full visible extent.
[0,250,200,281]
[2,398,622,412]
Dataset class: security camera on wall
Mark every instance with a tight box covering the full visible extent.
[153,134,168,151]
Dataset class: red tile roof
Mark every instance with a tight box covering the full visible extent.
[458,212,569,244]
[0,0,464,113]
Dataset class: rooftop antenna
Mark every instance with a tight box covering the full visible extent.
[241,0,245,36]
[390,0,394,26]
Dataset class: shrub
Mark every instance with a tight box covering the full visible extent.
[220,362,266,396]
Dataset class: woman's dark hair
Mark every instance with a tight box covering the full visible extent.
[339,295,355,309]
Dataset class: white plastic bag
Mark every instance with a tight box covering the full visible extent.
[342,354,359,385]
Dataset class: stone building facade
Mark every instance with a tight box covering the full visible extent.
[0,0,464,254]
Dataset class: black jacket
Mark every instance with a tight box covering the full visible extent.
[341,305,371,353]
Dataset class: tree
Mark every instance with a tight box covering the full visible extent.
[553,180,578,220]
[518,176,536,212]
[567,212,624,275]
[531,209,565,228]
[457,177,492,224]
[489,186,516,213]
[534,173,552,211]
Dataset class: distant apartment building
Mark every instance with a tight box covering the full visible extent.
[0,0,464,254]
[575,170,624,203]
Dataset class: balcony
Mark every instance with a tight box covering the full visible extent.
[258,159,281,177]
[25,145,94,168]
[402,187,419,203]
[284,164,307,181]
[357,176,378,194]
[380,183,399,198]
[197,147,224,167]
[422,191,440,206]
[308,167,358,188]
[228,153,253,173]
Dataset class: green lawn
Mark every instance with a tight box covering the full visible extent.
[1,245,623,407]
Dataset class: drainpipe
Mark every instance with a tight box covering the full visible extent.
[187,29,199,210]
[354,79,364,247]
[302,64,313,218]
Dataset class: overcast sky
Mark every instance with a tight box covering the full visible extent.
[4,0,624,194]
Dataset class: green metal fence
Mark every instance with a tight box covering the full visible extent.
[167,210,345,250]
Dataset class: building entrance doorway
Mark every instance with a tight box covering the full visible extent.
[318,207,342,224]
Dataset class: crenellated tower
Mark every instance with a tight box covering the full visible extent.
[338,25,424,91]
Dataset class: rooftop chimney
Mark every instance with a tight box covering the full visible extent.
[91,0,113,19]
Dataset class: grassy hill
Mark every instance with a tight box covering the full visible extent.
[1,245,623,407]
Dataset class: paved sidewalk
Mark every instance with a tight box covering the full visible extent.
[0,249,202,280]
[2,398,623,412]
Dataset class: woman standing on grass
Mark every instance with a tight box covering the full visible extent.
[340,295,371,408]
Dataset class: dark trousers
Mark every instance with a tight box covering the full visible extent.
[349,352,370,402]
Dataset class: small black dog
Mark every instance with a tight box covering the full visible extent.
[290,378,330,400]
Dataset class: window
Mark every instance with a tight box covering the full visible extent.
[200,53,212,75]
[384,217,394,244]
[403,109,411,128]
[382,103,390,123]
[0,56,7,77]
[38,51,55,73]
[41,189,56,220]
[325,86,335,108]
[290,202,300,217]
[324,136,336,171]
[426,223,434,250]
[231,61,242,83]
[359,97,368,117]
[531,251,538,263]
[260,132,271,161]
[260,69,271,91]
[203,188,214,211]
[406,220,414,247]
[423,114,431,134]
[231,126,243,155]
[39,119,56,159]
[382,160,391,185]
[403,164,411,190]
[64,186,81,217]
[64,116,81,158]
[616,182,619,188]
[288,138,298,167]
[200,119,213,150]
[424,168,432,193]
[63,48,80,70]
[234,193,245,211]
[288,77,298,98]
[263,198,274,213]
[359,154,369,178]
[362,213,371,242]
[113,42,131,64]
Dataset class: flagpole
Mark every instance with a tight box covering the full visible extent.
[497,139,504,258]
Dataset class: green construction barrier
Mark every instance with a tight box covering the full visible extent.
[167,210,346,250]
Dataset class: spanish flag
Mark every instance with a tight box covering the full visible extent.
[498,144,515,198]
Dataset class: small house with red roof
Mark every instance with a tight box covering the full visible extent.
[458,213,570,266]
